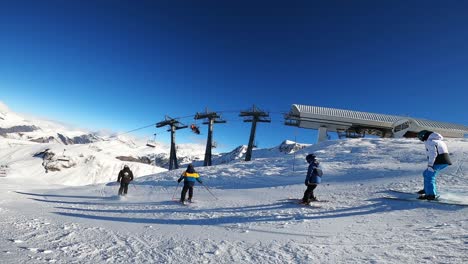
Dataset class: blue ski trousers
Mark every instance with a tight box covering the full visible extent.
[423,164,448,196]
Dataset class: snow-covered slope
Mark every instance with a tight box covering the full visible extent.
[1,137,467,263]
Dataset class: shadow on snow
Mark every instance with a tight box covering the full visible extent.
[48,198,465,227]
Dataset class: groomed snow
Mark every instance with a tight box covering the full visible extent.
[1,136,467,263]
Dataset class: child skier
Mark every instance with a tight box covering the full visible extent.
[417,130,452,200]
[177,164,202,203]
[302,153,322,204]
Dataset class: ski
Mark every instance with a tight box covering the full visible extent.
[174,199,197,207]
[281,198,329,202]
[388,189,418,195]
[284,198,326,207]
[384,190,468,207]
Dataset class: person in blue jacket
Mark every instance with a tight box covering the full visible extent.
[302,154,322,204]
[177,164,202,203]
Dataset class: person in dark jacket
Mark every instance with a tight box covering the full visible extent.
[177,164,202,203]
[417,130,452,200]
[302,154,322,204]
[117,165,134,196]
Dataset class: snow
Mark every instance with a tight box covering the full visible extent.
[1,106,468,263]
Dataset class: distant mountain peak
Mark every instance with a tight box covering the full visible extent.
[278,140,310,153]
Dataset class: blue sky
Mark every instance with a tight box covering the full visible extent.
[1,0,467,152]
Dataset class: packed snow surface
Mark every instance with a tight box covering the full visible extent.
[1,136,468,263]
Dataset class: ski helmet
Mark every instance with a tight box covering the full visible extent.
[417,130,431,141]
[186,164,195,173]
[124,164,129,169]
[306,154,316,162]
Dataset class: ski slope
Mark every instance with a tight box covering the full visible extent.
[1,136,467,263]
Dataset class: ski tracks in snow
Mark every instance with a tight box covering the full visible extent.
[1,214,171,263]
[2,180,468,263]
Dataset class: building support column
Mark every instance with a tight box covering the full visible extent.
[317,126,328,142]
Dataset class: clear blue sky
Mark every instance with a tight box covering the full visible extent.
[1,0,467,152]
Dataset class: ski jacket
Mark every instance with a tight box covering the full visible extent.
[118,168,134,184]
[178,171,202,183]
[305,160,322,185]
[424,132,452,167]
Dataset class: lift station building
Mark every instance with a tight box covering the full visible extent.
[284,104,468,142]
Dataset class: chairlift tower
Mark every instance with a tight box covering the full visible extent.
[156,116,188,170]
[240,105,271,161]
[195,109,226,166]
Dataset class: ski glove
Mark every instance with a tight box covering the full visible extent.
[177,179,182,183]
[427,166,434,173]
[197,180,203,184]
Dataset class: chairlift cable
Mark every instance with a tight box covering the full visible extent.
[108,108,286,139]
[111,123,156,137]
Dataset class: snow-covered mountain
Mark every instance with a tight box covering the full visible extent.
[0,102,210,184]
[0,102,101,145]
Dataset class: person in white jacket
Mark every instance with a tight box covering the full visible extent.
[417,130,452,200]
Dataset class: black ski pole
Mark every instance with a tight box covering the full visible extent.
[172,182,180,200]
[201,182,218,200]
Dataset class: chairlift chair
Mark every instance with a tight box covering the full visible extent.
[57,149,70,162]
[146,133,157,148]
[190,124,201,135]
[0,165,7,177]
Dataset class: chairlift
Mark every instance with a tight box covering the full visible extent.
[190,124,200,135]
[146,133,157,148]
[0,165,7,177]
[57,149,70,162]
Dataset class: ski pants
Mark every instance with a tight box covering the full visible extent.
[302,184,317,202]
[181,181,195,201]
[423,164,448,196]
[119,182,129,195]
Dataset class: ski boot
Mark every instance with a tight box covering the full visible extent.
[418,194,438,200]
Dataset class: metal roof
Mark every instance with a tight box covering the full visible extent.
[292,104,401,124]
[286,104,468,137]
[411,118,468,131]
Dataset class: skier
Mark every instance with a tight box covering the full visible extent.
[117,165,134,196]
[417,130,452,200]
[302,153,323,204]
[190,124,201,135]
[177,164,202,203]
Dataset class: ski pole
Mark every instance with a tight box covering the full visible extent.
[171,182,180,200]
[201,182,218,200]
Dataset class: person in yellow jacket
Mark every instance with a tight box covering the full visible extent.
[177,164,202,203]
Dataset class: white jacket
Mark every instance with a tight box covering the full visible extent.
[424,132,450,167]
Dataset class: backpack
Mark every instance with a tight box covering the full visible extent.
[313,168,323,177]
